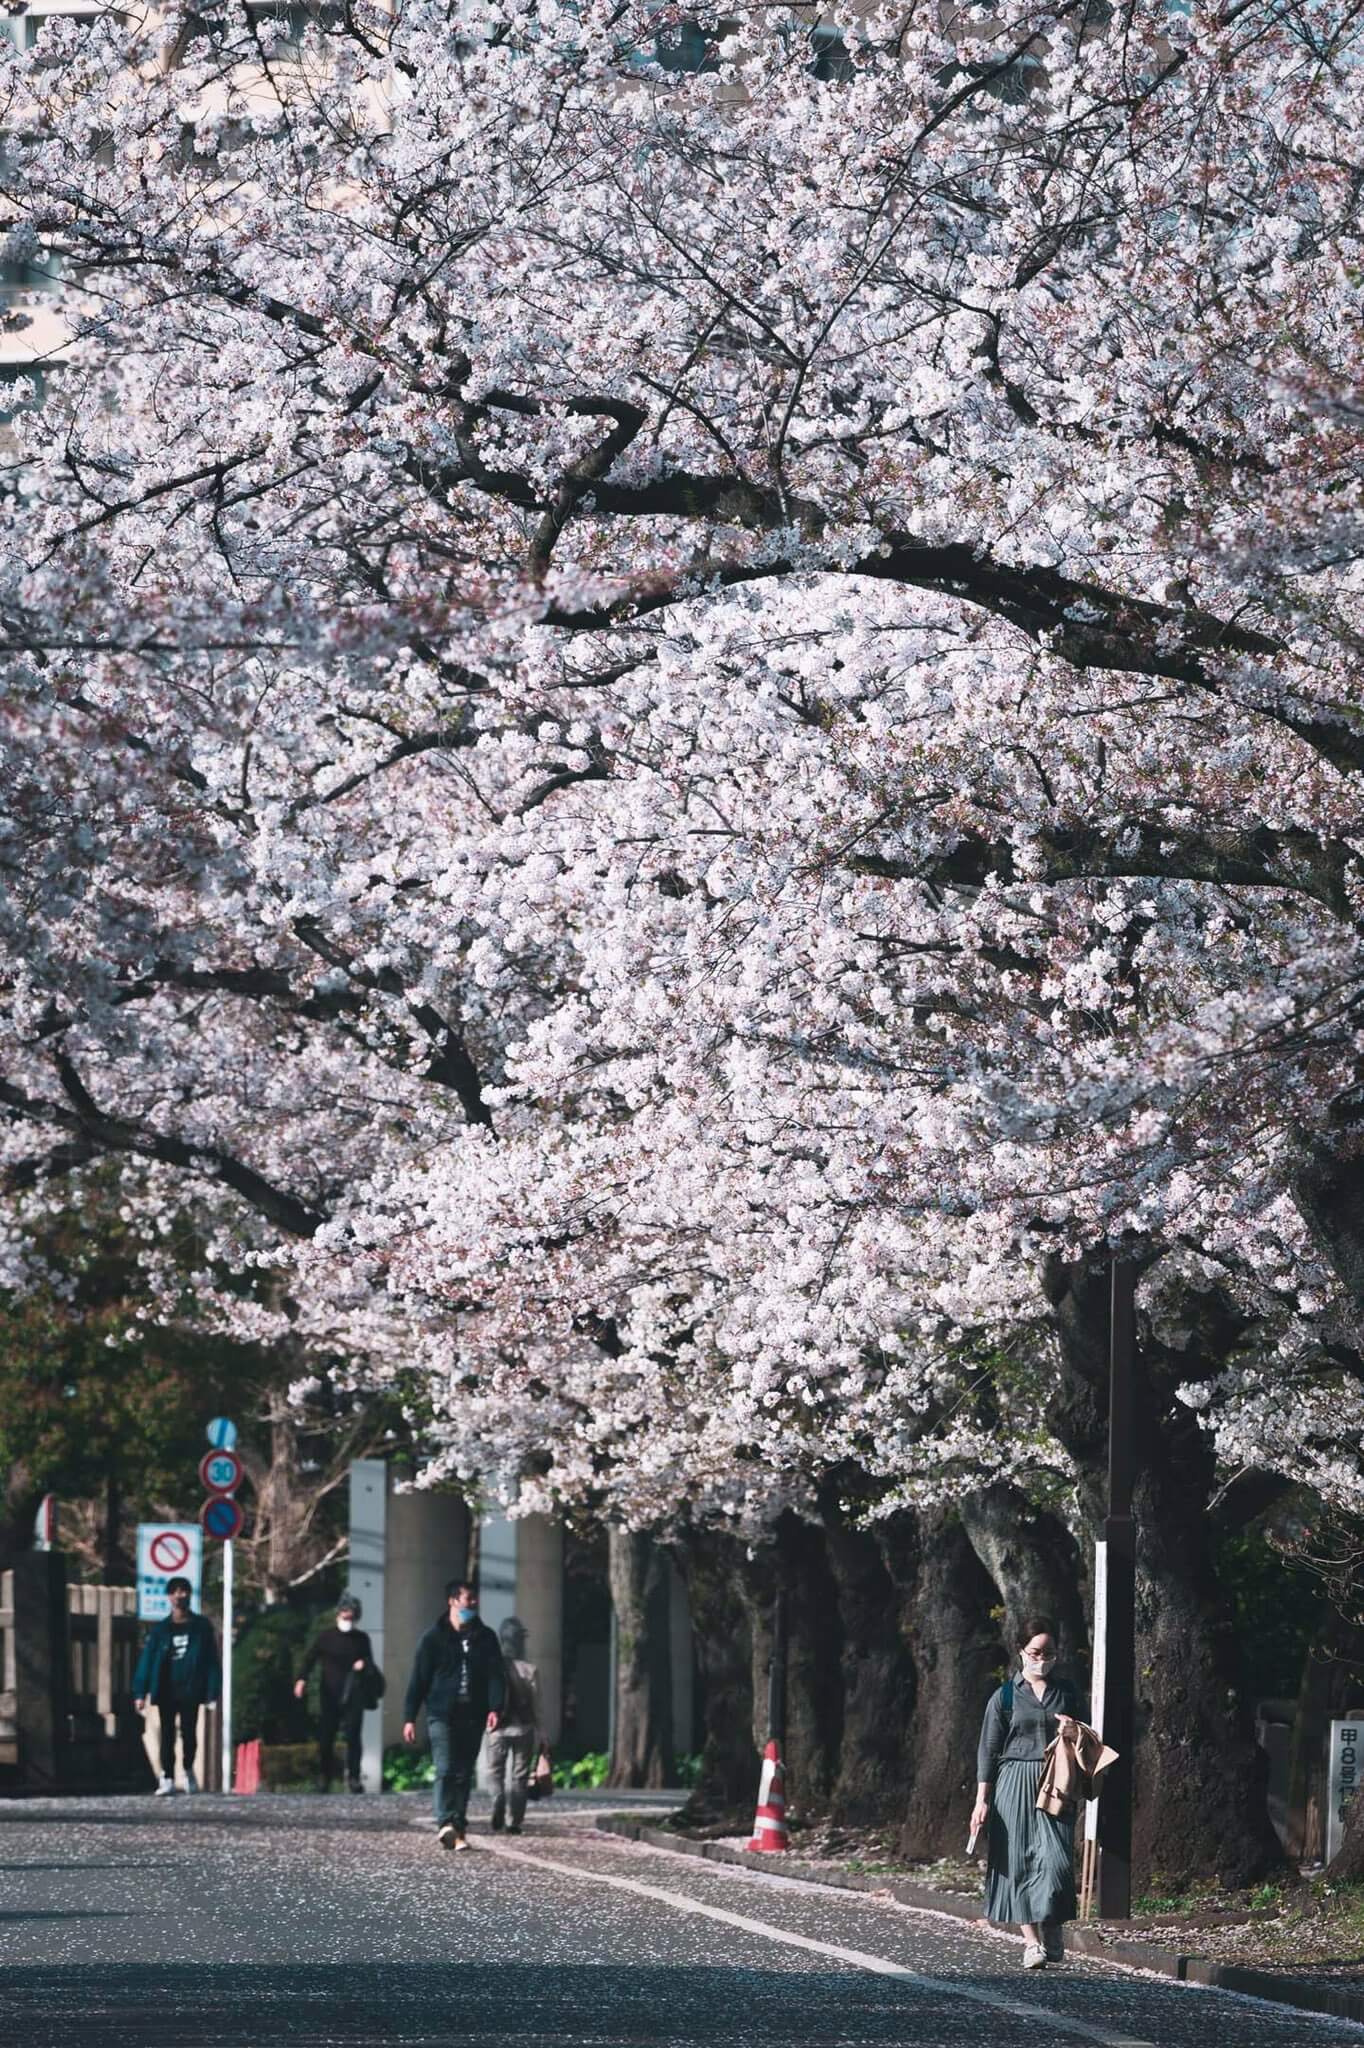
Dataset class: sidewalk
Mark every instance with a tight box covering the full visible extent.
[595,1814,1364,2031]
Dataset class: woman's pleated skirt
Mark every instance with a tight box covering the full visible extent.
[984,1758,1077,1927]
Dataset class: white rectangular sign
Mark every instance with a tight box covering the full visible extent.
[1085,1540,1108,1846]
[1328,1717,1364,1864]
[136,1522,204,1620]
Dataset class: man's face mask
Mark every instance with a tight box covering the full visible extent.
[457,1606,477,1624]
[337,1616,355,1632]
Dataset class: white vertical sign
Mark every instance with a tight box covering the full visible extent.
[1085,1540,1109,1849]
[1327,1717,1364,1864]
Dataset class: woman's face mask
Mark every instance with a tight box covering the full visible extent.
[337,1616,355,1633]
[1021,1647,1056,1676]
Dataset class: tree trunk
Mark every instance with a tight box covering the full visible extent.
[101,1474,122,1585]
[1044,1257,1281,1887]
[0,1459,41,1573]
[672,1527,755,1816]
[882,1506,1006,1860]
[607,1527,675,1788]
[819,1486,920,1826]
[738,1514,845,1818]
[958,1483,1088,1675]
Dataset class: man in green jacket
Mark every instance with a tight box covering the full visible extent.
[133,1577,222,1795]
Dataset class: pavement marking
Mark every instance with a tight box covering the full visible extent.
[484,1838,1157,2048]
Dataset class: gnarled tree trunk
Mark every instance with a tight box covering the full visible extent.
[882,1506,1005,1860]
[820,1484,920,1826]
[959,1483,1088,1675]
[673,1526,755,1816]
[739,1515,844,1818]
[1044,1257,1281,1886]
[607,1526,675,1788]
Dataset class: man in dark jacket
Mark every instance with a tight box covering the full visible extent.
[403,1578,505,1851]
[132,1576,222,1795]
[294,1591,379,1793]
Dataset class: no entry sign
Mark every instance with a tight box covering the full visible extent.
[201,1495,244,1542]
[136,1522,204,1619]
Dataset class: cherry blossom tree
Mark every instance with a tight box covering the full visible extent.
[2,0,1364,1865]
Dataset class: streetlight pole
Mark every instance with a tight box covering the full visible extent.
[1098,1257,1137,1918]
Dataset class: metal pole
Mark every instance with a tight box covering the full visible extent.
[221,1537,234,1795]
[1098,1258,1136,1919]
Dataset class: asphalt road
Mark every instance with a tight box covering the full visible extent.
[0,1793,1358,2048]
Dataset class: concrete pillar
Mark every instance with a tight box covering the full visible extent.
[348,1462,470,1791]
[478,1512,564,1745]
[11,1551,69,1789]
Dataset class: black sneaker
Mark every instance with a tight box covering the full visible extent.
[490,1801,505,1833]
[348,1779,364,1794]
[437,1823,457,1851]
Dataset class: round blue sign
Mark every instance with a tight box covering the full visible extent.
[206,1417,238,1450]
[201,1496,244,1541]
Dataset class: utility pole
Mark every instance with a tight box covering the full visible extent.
[1098,1257,1137,1918]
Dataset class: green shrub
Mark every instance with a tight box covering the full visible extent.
[233,1604,335,1744]
[553,1749,610,1789]
[383,1742,436,1791]
[260,1742,318,1789]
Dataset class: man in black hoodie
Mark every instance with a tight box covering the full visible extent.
[403,1578,505,1851]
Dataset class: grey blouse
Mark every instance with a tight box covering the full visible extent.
[976,1676,1080,1783]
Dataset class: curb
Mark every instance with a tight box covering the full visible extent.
[595,1815,1364,2029]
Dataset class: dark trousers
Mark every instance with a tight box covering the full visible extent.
[429,1708,482,1830]
[319,1690,364,1786]
[158,1698,198,1777]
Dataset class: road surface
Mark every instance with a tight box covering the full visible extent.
[0,1794,1356,2046]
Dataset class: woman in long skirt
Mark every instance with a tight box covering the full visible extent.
[971,1618,1080,1969]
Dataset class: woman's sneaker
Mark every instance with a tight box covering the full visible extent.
[1022,1941,1047,1969]
[154,1775,176,1797]
[1042,1926,1065,1963]
[184,1770,199,1795]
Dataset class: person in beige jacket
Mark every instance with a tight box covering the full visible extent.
[486,1616,542,1834]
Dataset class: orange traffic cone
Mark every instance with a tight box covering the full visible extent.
[746,1739,789,1852]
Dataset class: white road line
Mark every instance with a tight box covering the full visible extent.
[484,1838,1157,2048]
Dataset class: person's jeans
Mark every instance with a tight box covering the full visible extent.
[486,1726,535,1829]
[429,1709,483,1830]
[158,1699,198,1777]
[318,1691,364,1786]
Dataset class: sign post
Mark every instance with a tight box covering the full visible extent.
[222,1534,234,1796]
[199,1421,243,1793]
[1328,1717,1364,1864]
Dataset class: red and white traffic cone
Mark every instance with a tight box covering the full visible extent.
[746,1739,789,1852]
